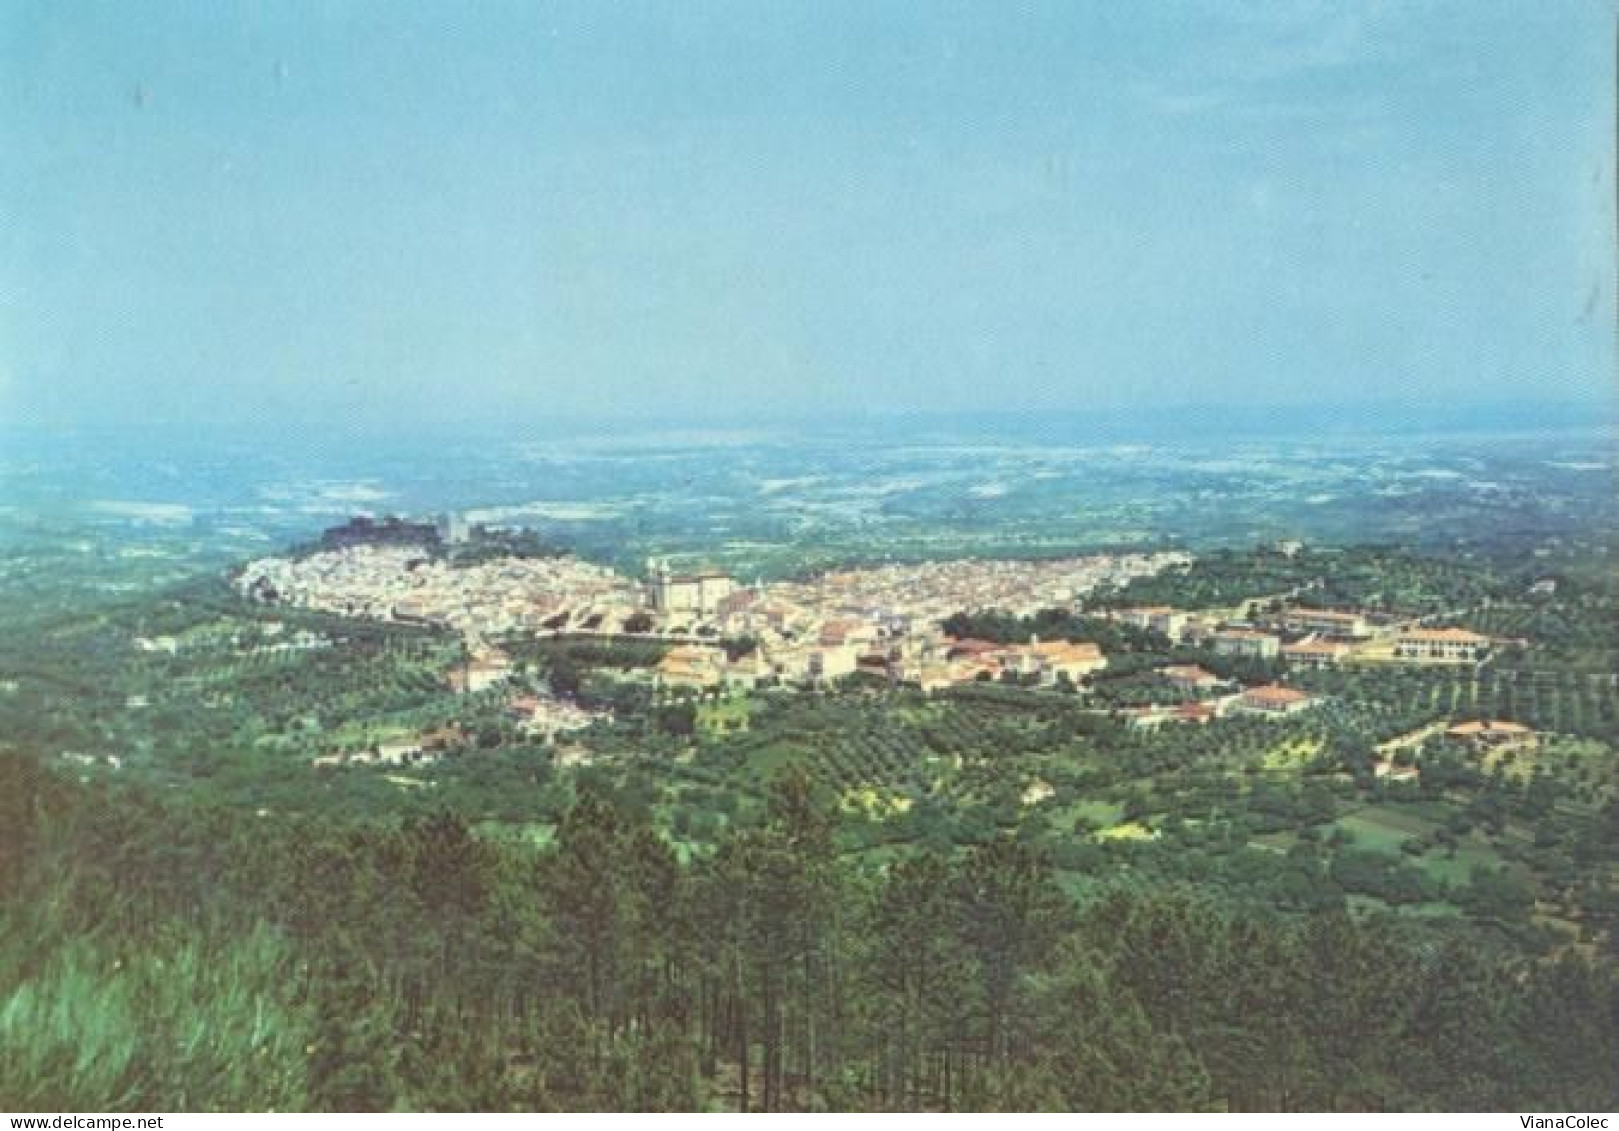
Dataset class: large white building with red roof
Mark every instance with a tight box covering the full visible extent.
[1395,627,1491,662]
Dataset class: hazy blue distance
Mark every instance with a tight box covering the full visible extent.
[2,0,1613,431]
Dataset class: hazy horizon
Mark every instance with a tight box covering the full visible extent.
[4,1,1614,431]
[1,392,1612,439]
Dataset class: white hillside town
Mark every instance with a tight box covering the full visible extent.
[236,518,1513,759]
[235,519,1190,697]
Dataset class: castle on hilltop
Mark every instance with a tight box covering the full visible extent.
[320,514,440,550]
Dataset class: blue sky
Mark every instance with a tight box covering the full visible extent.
[2,0,1613,427]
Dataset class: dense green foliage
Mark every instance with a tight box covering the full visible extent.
[2,752,1614,1112]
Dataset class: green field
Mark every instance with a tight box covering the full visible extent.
[1334,806,1435,853]
[696,694,755,735]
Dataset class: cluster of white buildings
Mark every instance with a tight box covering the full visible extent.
[236,536,1504,735]
[646,552,1184,693]
[1106,601,1501,669]
[654,633,1109,695]
[237,544,1187,664]
[237,542,1195,699]
[758,553,1190,631]
[236,545,644,640]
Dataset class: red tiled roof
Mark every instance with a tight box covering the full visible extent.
[1242,684,1311,705]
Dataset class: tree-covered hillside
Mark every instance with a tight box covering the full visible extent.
[2,755,1615,1112]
